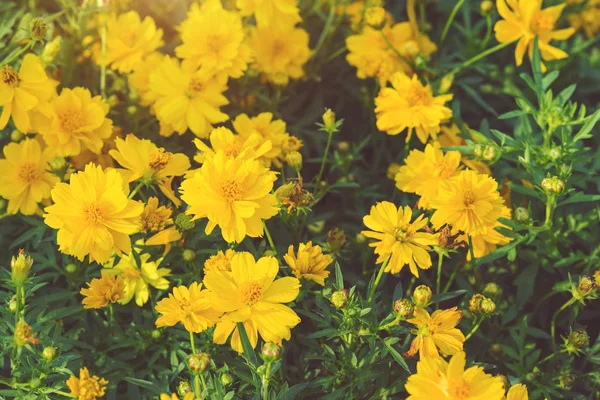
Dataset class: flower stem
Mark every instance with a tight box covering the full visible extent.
[315,130,333,190]
[262,221,277,255]
[467,235,476,263]
[436,253,444,308]
[128,181,144,199]
[199,373,207,394]
[189,331,196,353]
[312,0,336,60]
[377,316,401,331]
[544,194,556,228]
[538,348,568,365]
[551,297,576,351]
[0,41,33,67]
[441,0,465,45]
[465,317,484,341]
[450,40,514,75]
[367,256,390,303]
[407,0,421,47]
[108,303,115,331]
[482,14,492,49]
[262,361,272,400]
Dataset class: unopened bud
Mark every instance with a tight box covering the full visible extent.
[9,296,17,313]
[393,299,415,319]
[188,352,211,373]
[483,282,502,297]
[29,18,48,41]
[321,108,337,133]
[49,157,67,172]
[473,144,484,158]
[480,0,493,13]
[14,320,38,347]
[481,298,496,315]
[151,329,161,339]
[285,151,303,170]
[182,249,196,262]
[541,176,565,194]
[175,214,196,231]
[439,73,454,94]
[337,141,350,153]
[65,263,77,274]
[11,130,23,142]
[42,346,57,361]
[564,329,589,354]
[469,293,486,314]
[274,182,295,203]
[572,275,595,300]
[331,289,348,308]
[558,373,575,390]
[412,285,432,307]
[548,147,561,161]
[387,162,401,180]
[261,342,282,362]
[11,250,33,287]
[327,228,347,253]
[355,232,367,244]
[365,6,387,30]
[489,343,503,358]
[483,144,498,162]
[177,380,193,396]
[220,373,233,387]
[514,207,531,224]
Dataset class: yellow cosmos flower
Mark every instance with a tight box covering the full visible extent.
[176,0,251,82]
[0,138,59,215]
[429,170,505,236]
[375,72,453,143]
[193,127,272,164]
[104,11,163,73]
[237,0,301,30]
[338,0,391,32]
[66,367,108,400]
[248,26,312,86]
[568,0,600,38]
[461,206,513,260]
[395,143,462,209]
[149,56,229,138]
[44,164,144,264]
[506,383,529,400]
[204,249,236,274]
[284,242,333,286]
[346,23,437,85]
[494,0,575,70]
[80,271,126,309]
[40,87,113,157]
[361,202,437,277]
[139,197,182,246]
[105,251,171,307]
[155,282,222,333]
[405,351,505,400]
[405,307,465,358]
[128,52,165,107]
[0,54,58,134]
[71,125,121,171]
[204,252,301,353]
[180,151,278,243]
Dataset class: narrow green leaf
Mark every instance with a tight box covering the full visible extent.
[381,338,411,373]
[237,322,258,366]
[335,262,343,290]
[123,378,163,395]
[573,108,600,143]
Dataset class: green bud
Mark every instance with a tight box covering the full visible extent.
[541,176,565,195]
[331,289,348,309]
[355,233,367,244]
[177,380,193,396]
[42,346,57,361]
[393,299,415,319]
[261,342,282,362]
[175,214,196,231]
[9,296,17,313]
[188,352,211,373]
[29,18,48,41]
[29,377,42,389]
[11,130,23,142]
[65,263,78,274]
[182,249,196,262]
[489,343,503,358]
[220,373,233,387]
[337,141,350,153]
[481,298,496,315]
[514,207,531,224]
[469,294,486,314]
[49,157,67,172]
[327,227,347,253]
[564,329,589,354]
[151,329,161,339]
[483,282,502,297]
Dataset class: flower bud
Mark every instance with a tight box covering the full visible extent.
[274,182,295,203]
[482,144,498,162]
[321,108,337,133]
[547,147,561,161]
[480,0,493,13]
[327,228,347,253]
[514,207,531,224]
[220,373,233,387]
[541,176,565,195]
[394,299,415,319]
[151,329,161,339]
[11,130,23,142]
[439,73,454,94]
[387,162,401,180]
[261,342,282,362]
[11,250,33,287]
[29,17,48,41]
[564,328,589,354]
[331,289,348,309]
[177,380,193,396]
[49,157,67,172]
[355,232,367,244]
[481,298,496,315]
[65,263,77,274]
[572,275,595,300]
[182,249,196,262]
[473,144,484,157]
[558,373,575,390]
[337,141,350,153]
[14,320,38,347]
[175,214,196,231]
[483,282,502,298]
[365,6,387,30]
[42,346,57,361]
[187,352,211,373]
[469,293,486,314]
[29,377,42,389]
[489,343,503,358]
[42,36,62,64]
[412,285,432,307]
[285,151,303,170]
[9,296,18,313]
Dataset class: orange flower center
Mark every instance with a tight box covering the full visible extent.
[83,203,104,226]
[149,148,172,171]
[1,66,19,87]
[123,266,141,280]
[141,211,167,232]
[18,163,41,184]
[463,190,476,206]
[447,379,471,400]
[223,142,242,158]
[221,180,244,202]
[393,224,411,242]
[433,159,456,179]
[239,281,263,306]
[271,39,285,57]
[531,11,555,34]
[406,85,431,107]
[187,77,204,95]
[207,33,228,53]
[59,111,84,132]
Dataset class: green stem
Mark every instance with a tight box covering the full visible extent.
[377,316,401,331]
[312,0,336,60]
[544,195,556,228]
[468,235,476,262]
[52,390,76,398]
[465,317,484,341]
[441,0,465,44]
[367,256,391,303]
[199,373,207,394]
[436,253,444,308]
[482,14,492,49]
[128,181,144,199]
[262,361,272,400]
[314,130,333,190]
[189,331,196,353]
[551,297,576,351]
[538,348,568,365]
[0,42,33,66]
[450,40,514,75]
[108,303,115,331]
[262,221,277,255]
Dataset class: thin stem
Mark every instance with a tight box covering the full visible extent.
[468,235,476,262]
[367,256,391,303]
[108,303,114,331]
[51,390,76,398]
[406,0,421,48]
[551,297,576,351]
[443,262,459,292]
[544,195,556,228]
[314,131,333,189]
[436,253,444,308]
[441,0,465,44]
[465,317,484,341]
[262,361,272,400]
[482,14,492,49]
[377,316,401,331]
[199,373,207,393]
[312,0,336,59]
[262,221,277,255]
[0,42,33,66]
[450,40,514,75]
[189,331,196,353]
[538,348,568,365]
[128,181,144,199]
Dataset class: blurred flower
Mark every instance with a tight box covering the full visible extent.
[204,249,236,274]
[375,72,452,143]
[405,307,465,358]
[71,125,121,170]
[66,367,108,400]
[0,139,59,215]
[128,52,165,106]
[284,241,333,286]
[44,164,143,264]
[80,271,125,309]
[237,0,301,30]
[193,126,272,164]
[42,36,62,65]
[568,0,600,38]
[361,202,437,277]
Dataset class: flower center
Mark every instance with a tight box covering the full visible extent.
[223,142,242,158]
[141,211,167,233]
[393,224,411,242]
[463,190,476,206]
[447,380,471,400]
[59,111,84,132]
[239,281,263,306]
[207,33,227,53]
[221,180,244,202]
[83,203,104,226]
[187,77,204,96]
[271,39,285,57]
[1,66,19,87]
[531,11,555,34]
[121,30,139,47]
[149,148,172,171]
[433,160,455,179]
[406,86,431,107]
[122,266,141,280]
[18,163,41,184]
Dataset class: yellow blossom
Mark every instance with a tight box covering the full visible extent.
[405,307,465,358]
[140,197,182,247]
[506,383,529,400]
[128,52,165,107]
[80,271,126,309]
[193,127,272,164]
[568,0,600,38]
[461,206,513,260]
[204,249,237,274]
[237,0,301,30]
[434,124,491,175]
[71,125,122,171]
[66,367,108,400]
[284,242,333,286]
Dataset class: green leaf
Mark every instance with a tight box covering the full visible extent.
[381,338,411,373]
[237,322,258,367]
[573,108,600,143]
[531,37,543,99]
[334,262,343,290]
[542,71,559,90]
[557,192,600,207]
[123,378,163,395]
[556,84,576,106]
[431,290,467,304]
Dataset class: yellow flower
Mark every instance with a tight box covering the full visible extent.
[0,138,59,215]
[346,23,437,85]
[40,87,113,157]
[42,36,62,65]
[155,282,222,333]
[193,127,272,164]
[44,164,144,264]
[104,11,163,73]
[375,72,453,143]
[237,0,301,30]
[568,0,600,38]
[204,249,237,274]
[405,351,505,400]
[204,252,301,353]
[395,143,462,209]
[71,125,122,171]
[405,307,465,358]
[461,206,513,260]
[429,170,505,236]
[284,242,333,286]
[105,250,171,307]
[180,151,278,243]
[128,52,165,107]
[176,1,251,82]
[361,202,437,277]
[506,383,529,400]
[494,0,575,70]
[149,56,229,138]
[248,26,312,86]
[0,53,58,133]
[66,367,108,400]
[232,112,294,167]
[80,271,126,309]
[139,197,182,246]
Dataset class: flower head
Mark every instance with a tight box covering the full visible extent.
[461,206,513,260]
[193,127,272,164]
[361,202,437,277]
[284,242,333,286]
[80,271,126,309]
[204,252,301,352]
[180,151,278,243]
[14,320,38,346]
[405,307,465,358]
[204,249,236,274]
[405,351,505,400]
[155,282,222,333]
[568,0,600,38]
[494,0,575,71]
[104,11,163,73]
[0,138,60,215]
[375,72,453,143]
[506,383,529,400]
[66,367,108,400]
[237,0,301,30]
[44,164,144,264]
[11,250,33,287]
[430,170,505,236]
